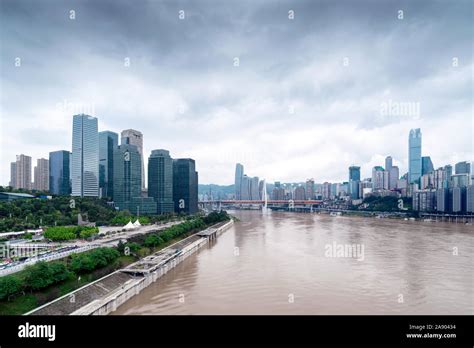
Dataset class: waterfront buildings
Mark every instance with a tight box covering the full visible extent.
[33,158,49,191]
[412,190,436,212]
[234,163,244,200]
[294,185,305,200]
[372,166,388,191]
[99,131,118,198]
[240,175,250,200]
[173,158,198,214]
[250,177,260,200]
[467,185,474,213]
[148,149,174,214]
[71,114,99,197]
[121,129,145,191]
[49,150,71,195]
[306,179,315,200]
[408,128,422,184]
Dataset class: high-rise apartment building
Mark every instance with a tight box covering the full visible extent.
[71,114,99,197]
[9,162,17,188]
[15,154,32,190]
[33,158,49,191]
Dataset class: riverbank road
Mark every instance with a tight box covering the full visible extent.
[0,221,183,277]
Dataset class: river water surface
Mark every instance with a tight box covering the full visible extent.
[113,210,473,315]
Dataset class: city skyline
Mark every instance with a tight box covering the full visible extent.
[1,0,472,185]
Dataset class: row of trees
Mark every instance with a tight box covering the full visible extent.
[43,226,99,241]
[0,190,180,233]
[358,196,412,212]
[0,247,120,301]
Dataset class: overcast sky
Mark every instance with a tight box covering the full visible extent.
[0,0,472,185]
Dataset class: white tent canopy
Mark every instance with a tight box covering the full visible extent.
[133,219,141,227]
[123,221,136,230]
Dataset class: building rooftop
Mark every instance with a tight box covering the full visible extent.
[0,192,35,198]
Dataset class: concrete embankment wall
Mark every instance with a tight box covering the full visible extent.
[27,219,234,316]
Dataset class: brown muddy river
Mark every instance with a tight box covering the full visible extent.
[113,210,473,315]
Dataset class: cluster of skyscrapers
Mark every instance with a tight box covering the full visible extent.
[8,114,198,215]
[234,163,265,201]
[234,128,473,214]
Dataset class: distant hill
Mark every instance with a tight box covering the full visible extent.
[198,184,234,199]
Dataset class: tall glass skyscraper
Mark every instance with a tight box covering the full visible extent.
[148,149,174,214]
[422,156,434,175]
[121,129,145,190]
[113,144,142,211]
[173,158,198,214]
[49,150,71,195]
[234,163,244,200]
[99,131,118,198]
[349,166,361,181]
[71,114,99,197]
[408,128,422,184]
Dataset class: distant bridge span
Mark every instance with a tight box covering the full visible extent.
[203,200,323,204]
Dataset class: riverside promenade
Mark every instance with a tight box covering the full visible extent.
[26,219,233,315]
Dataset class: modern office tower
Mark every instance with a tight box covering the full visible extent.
[305,179,315,200]
[99,131,119,198]
[421,156,434,175]
[412,190,436,212]
[455,161,470,175]
[349,166,361,182]
[121,129,145,190]
[49,150,71,195]
[71,114,99,197]
[33,158,49,191]
[349,180,359,199]
[113,144,151,214]
[250,176,260,200]
[148,149,174,214]
[294,185,305,200]
[436,188,449,212]
[408,128,422,184]
[9,162,17,188]
[444,164,453,177]
[451,187,467,213]
[452,174,470,188]
[172,158,198,214]
[372,166,387,190]
[467,185,474,213]
[388,166,399,190]
[234,163,244,200]
[15,154,32,190]
[385,156,393,170]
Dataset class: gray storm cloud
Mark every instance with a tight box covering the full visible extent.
[0,0,472,184]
